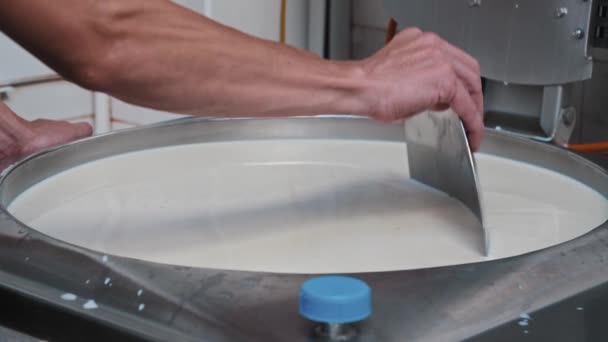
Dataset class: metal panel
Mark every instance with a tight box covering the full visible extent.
[484,82,543,117]
[384,0,594,85]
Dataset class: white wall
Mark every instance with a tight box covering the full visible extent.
[0,34,54,85]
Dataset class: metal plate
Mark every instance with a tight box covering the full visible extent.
[404,110,487,255]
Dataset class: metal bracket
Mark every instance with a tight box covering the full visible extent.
[493,106,577,146]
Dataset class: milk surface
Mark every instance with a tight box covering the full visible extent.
[8,140,608,273]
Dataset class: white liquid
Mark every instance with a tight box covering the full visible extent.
[8,140,608,273]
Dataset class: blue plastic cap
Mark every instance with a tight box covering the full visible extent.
[299,276,371,324]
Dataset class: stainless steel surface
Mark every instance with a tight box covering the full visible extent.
[490,105,577,145]
[0,326,39,342]
[383,0,593,85]
[0,117,606,341]
[540,85,564,137]
[403,110,487,256]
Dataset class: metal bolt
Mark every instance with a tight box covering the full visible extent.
[555,7,568,18]
[562,113,573,127]
[562,109,575,127]
[469,0,481,7]
[573,28,585,39]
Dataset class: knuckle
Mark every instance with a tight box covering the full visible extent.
[474,79,483,93]
[436,76,457,103]
[422,32,442,47]
[404,27,423,35]
[438,62,456,78]
[395,27,423,44]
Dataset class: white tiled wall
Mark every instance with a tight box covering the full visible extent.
[1,81,93,121]
[110,99,190,127]
[0,34,55,85]
[0,80,95,134]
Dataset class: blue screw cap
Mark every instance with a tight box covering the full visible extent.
[299,276,371,324]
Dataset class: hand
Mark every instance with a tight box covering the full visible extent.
[358,28,484,150]
[19,118,93,156]
[0,101,92,170]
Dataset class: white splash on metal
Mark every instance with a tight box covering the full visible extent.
[60,293,77,301]
[83,299,98,310]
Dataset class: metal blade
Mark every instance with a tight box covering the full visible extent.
[404,110,489,256]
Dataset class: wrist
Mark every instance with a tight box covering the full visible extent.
[328,59,379,118]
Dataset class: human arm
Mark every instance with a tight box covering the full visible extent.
[0,0,483,149]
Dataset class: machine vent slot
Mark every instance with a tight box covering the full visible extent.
[592,0,608,48]
[600,4,608,17]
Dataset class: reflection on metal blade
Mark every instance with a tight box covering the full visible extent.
[404,110,488,256]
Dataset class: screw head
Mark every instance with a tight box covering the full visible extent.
[573,28,585,39]
[555,7,568,18]
[469,0,481,7]
[562,110,575,127]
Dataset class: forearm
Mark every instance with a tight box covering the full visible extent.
[1,0,370,117]
[96,13,370,117]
